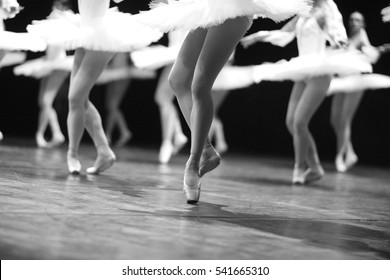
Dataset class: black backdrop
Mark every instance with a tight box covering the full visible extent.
[1,0,390,166]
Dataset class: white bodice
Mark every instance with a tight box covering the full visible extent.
[296,16,326,56]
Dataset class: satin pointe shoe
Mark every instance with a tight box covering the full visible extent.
[215,142,228,155]
[0,131,3,141]
[305,164,325,183]
[183,168,201,204]
[292,167,311,185]
[159,141,174,164]
[49,134,65,148]
[335,155,347,173]
[36,133,49,148]
[172,134,188,155]
[67,156,81,175]
[199,143,221,177]
[344,152,358,172]
[86,153,116,175]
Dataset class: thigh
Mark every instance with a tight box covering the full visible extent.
[169,28,207,89]
[286,81,306,122]
[193,17,252,92]
[294,76,331,122]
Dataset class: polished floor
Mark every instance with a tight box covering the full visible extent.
[0,138,389,260]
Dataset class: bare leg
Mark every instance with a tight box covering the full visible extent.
[67,48,114,174]
[169,17,252,202]
[289,76,331,183]
[105,53,132,147]
[330,91,364,172]
[209,89,229,154]
[36,70,68,148]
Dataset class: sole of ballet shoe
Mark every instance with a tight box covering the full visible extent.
[292,168,311,185]
[67,160,81,175]
[335,156,347,173]
[199,154,221,177]
[86,156,116,175]
[183,180,201,204]
[344,154,358,171]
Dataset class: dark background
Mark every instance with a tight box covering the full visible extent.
[1,0,390,166]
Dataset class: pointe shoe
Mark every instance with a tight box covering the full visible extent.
[335,155,347,173]
[172,134,188,155]
[36,133,49,148]
[49,134,65,148]
[67,156,81,175]
[183,169,201,204]
[159,141,174,164]
[114,131,132,148]
[345,152,358,171]
[305,164,325,183]
[215,142,228,155]
[86,152,116,175]
[292,167,311,185]
[199,143,221,177]
[0,131,3,141]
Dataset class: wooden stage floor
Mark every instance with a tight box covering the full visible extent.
[0,139,389,260]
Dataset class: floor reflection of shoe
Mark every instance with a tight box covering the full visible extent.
[86,152,116,175]
[199,143,221,177]
[292,167,311,185]
[49,134,65,148]
[36,133,49,148]
[67,156,81,175]
[172,134,188,155]
[335,155,347,173]
[159,142,174,164]
[183,168,201,204]
[305,164,325,183]
[114,131,132,148]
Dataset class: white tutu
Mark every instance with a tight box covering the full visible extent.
[27,8,162,52]
[253,49,372,82]
[327,74,390,96]
[13,56,73,78]
[130,45,180,70]
[382,6,390,22]
[0,52,26,67]
[134,0,312,32]
[213,66,255,91]
[96,67,156,84]
[0,31,46,52]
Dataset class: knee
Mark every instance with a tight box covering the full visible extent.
[285,116,294,134]
[293,117,308,134]
[191,80,213,103]
[168,73,190,98]
[68,94,86,110]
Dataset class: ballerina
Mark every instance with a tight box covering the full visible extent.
[241,0,372,184]
[134,0,312,202]
[28,0,162,175]
[329,11,390,172]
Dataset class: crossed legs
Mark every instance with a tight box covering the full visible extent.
[67,48,115,175]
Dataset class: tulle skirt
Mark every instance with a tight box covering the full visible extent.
[327,74,390,96]
[0,31,46,52]
[27,8,162,52]
[0,52,26,68]
[253,49,373,82]
[134,0,312,32]
[14,56,73,78]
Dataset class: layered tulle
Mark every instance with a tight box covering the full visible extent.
[327,74,390,96]
[134,0,312,32]
[130,45,181,69]
[0,52,26,67]
[27,8,162,52]
[253,49,372,82]
[13,56,73,78]
[0,31,46,52]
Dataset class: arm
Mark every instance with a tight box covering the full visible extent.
[318,0,347,48]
